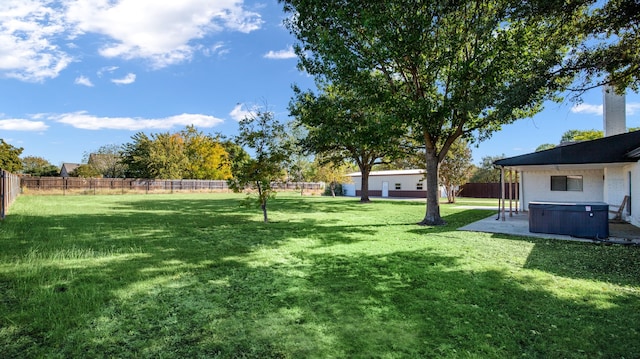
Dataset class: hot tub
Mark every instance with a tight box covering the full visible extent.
[528,201,609,239]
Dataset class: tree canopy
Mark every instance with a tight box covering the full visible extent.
[0,139,23,173]
[121,126,231,180]
[470,155,505,183]
[21,156,59,176]
[83,144,127,178]
[282,0,587,224]
[568,0,640,92]
[439,139,473,203]
[289,82,406,202]
[560,129,604,143]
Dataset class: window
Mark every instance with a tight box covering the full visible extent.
[551,175,583,191]
[395,183,401,190]
[416,182,423,190]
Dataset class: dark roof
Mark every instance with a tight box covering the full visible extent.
[61,163,81,172]
[494,130,640,167]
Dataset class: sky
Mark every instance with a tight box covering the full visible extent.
[1,0,639,168]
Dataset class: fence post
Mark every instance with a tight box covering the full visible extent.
[1,170,6,220]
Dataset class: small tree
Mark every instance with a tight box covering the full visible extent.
[439,139,473,203]
[228,108,289,223]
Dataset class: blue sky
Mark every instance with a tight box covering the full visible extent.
[1,0,639,168]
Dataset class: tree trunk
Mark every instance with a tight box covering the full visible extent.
[257,181,268,223]
[330,181,336,197]
[419,150,445,225]
[261,201,268,223]
[445,184,455,204]
[359,167,371,203]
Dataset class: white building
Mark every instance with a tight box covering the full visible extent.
[344,169,428,198]
[495,87,639,227]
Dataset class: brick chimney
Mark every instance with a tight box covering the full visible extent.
[603,85,626,137]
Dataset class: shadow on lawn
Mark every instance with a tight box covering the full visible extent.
[519,235,640,287]
[1,197,639,357]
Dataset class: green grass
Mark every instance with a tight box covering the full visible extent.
[1,193,639,358]
[443,197,502,207]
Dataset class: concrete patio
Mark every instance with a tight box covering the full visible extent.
[458,210,640,245]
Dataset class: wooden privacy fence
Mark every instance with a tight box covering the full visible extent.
[460,182,518,199]
[20,177,325,195]
[1,170,21,219]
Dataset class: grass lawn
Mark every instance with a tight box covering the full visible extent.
[442,197,501,208]
[1,193,639,358]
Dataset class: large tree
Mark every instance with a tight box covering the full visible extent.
[181,126,232,180]
[21,156,59,176]
[290,82,407,202]
[469,155,505,183]
[83,144,127,178]
[121,127,230,179]
[282,0,587,224]
[560,129,604,143]
[0,139,23,173]
[121,131,187,179]
[121,132,154,178]
[228,109,290,223]
[568,0,640,93]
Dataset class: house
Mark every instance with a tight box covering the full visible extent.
[494,87,639,228]
[60,163,81,178]
[344,169,428,198]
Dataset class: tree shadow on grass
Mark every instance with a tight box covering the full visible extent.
[19,248,636,358]
[1,197,639,357]
[290,250,640,357]
[0,195,385,356]
[516,234,640,287]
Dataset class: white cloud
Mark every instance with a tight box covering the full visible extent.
[205,41,229,57]
[0,118,48,131]
[74,75,93,87]
[571,102,640,116]
[627,103,640,116]
[52,111,224,130]
[111,73,136,85]
[65,0,263,68]
[0,1,72,82]
[571,103,603,116]
[264,46,296,60]
[229,103,257,122]
[0,1,263,81]
[97,66,119,77]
